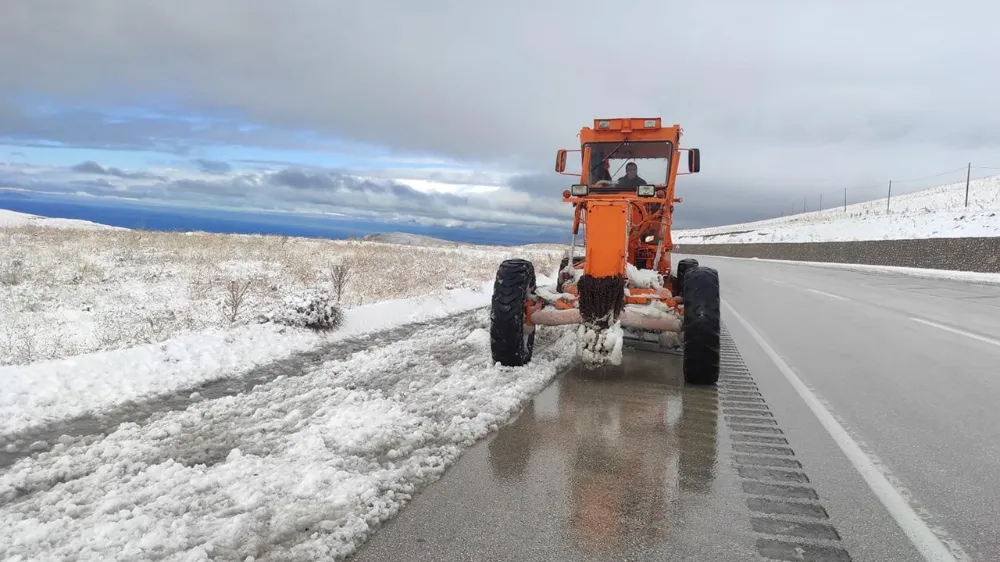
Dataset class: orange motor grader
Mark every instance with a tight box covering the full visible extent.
[489,117,720,385]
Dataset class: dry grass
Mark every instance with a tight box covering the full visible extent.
[0,225,564,366]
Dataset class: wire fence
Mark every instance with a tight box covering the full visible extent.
[772,163,1000,219]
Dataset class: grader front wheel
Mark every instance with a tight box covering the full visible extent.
[675,258,699,297]
[682,265,721,385]
[490,259,537,367]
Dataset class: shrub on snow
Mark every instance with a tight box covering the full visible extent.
[258,289,344,331]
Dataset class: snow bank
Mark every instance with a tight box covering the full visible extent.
[0,313,578,561]
[0,281,500,436]
[675,174,1000,244]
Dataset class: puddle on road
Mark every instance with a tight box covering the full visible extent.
[350,346,745,562]
[0,315,468,470]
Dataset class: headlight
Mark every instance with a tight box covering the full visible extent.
[571,184,589,196]
[637,184,655,197]
[643,234,655,243]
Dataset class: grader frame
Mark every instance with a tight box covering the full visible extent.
[490,117,721,385]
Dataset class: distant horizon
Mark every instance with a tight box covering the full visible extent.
[0,190,567,247]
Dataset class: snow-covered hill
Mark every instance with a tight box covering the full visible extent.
[675,174,1000,244]
[360,232,464,247]
[0,208,125,230]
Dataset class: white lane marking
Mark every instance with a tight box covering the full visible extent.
[723,300,967,562]
[911,317,1000,349]
[806,288,849,301]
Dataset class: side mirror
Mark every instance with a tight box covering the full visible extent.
[687,148,701,173]
[555,149,567,173]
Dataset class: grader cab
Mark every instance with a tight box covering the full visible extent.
[489,117,721,385]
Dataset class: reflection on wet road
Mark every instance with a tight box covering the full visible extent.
[350,333,763,561]
[489,358,722,557]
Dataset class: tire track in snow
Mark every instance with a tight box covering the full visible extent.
[0,313,476,471]
[0,310,578,561]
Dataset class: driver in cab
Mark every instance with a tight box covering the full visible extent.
[616,162,648,188]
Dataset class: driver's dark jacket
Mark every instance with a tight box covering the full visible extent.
[617,175,648,187]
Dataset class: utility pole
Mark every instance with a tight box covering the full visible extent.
[844,187,847,212]
[803,196,807,213]
[819,193,823,210]
[965,162,972,207]
[886,180,892,212]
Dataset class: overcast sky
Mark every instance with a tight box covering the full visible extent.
[3,0,1000,231]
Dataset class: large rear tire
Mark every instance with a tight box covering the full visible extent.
[682,265,720,385]
[675,258,699,297]
[490,259,537,367]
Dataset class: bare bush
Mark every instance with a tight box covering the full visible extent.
[1,257,25,286]
[222,279,253,324]
[258,289,344,331]
[328,260,351,303]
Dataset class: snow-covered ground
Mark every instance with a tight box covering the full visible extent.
[0,208,124,230]
[0,217,564,366]
[0,207,579,560]
[0,310,579,561]
[0,281,509,436]
[0,208,568,429]
[675,174,1000,244]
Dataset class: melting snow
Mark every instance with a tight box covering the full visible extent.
[0,281,499,436]
[0,313,578,561]
[578,320,624,367]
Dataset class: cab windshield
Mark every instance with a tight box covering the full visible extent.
[585,141,673,185]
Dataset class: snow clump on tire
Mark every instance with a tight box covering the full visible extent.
[258,288,344,331]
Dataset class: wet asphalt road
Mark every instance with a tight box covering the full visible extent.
[351,337,761,562]
[696,256,1000,562]
[351,257,1000,562]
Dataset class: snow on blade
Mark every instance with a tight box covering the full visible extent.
[0,313,578,561]
[577,319,624,367]
[626,263,663,289]
[0,281,496,436]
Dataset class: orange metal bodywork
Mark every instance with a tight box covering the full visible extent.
[563,118,686,280]
[526,117,699,331]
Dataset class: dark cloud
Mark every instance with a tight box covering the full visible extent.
[507,174,568,197]
[0,163,570,229]
[5,0,1000,181]
[70,160,163,180]
[192,158,232,174]
[5,1,1000,231]
[505,171,815,229]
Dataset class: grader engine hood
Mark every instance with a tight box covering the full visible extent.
[582,201,629,279]
[577,200,630,327]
